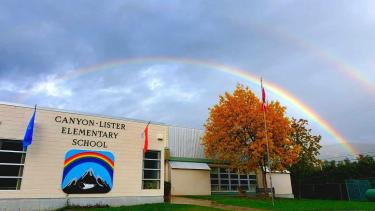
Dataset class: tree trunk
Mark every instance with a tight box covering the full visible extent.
[298,177,302,199]
[262,165,268,197]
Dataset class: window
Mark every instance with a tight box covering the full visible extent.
[210,167,256,192]
[142,150,160,189]
[0,140,26,190]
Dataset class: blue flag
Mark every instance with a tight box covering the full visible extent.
[23,108,36,150]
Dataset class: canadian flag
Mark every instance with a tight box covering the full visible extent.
[261,78,267,112]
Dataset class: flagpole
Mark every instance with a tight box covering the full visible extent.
[19,104,37,188]
[261,78,275,206]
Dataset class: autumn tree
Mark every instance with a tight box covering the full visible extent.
[288,118,321,198]
[202,84,301,192]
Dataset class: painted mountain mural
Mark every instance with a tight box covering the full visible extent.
[63,169,111,193]
[61,149,115,194]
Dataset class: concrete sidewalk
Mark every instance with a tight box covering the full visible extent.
[171,196,266,211]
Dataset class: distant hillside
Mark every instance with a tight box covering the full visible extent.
[319,143,375,161]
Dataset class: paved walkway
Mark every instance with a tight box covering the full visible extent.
[171,196,265,211]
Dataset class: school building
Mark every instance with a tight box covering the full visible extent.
[0,102,293,210]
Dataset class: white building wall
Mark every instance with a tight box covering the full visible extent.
[0,103,168,209]
[267,173,294,198]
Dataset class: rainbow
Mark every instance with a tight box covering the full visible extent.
[278,30,375,94]
[233,23,375,94]
[20,57,359,155]
[63,151,114,179]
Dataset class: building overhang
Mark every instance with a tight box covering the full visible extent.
[169,161,211,170]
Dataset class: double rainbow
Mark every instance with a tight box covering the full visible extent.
[225,22,375,94]
[19,56,359,155]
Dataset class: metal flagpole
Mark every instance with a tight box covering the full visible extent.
[261,78,275,206]
[18,104,37,189]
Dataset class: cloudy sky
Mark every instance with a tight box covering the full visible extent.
[0,1,374,149]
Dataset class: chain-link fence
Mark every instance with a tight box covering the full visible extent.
[345,179,373,201]
[293,183,348,200]
[292,178,375,201]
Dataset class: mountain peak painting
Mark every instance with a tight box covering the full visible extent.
[61,150,115,194]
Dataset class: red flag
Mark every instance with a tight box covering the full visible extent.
[143,122,150,153]
[261,78,267,112]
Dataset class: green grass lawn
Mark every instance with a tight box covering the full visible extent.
[185,195,375,211]
[59,203,222,211]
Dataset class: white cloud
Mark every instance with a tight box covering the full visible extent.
[99,86,132,94]
[0,80,17,92]
[164,86,198,102]
[140,64,180,78]
[140,66,160,78]
[139,84,199,111]
[31,79,72,97]
[148,78,163,90]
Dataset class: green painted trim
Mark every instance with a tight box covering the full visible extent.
[168,156,228,164]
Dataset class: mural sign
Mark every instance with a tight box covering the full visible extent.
[61,149,115,194]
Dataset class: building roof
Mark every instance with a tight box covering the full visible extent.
[264,167,291,174]
[169,161,210,170]
[168,126,205,159]
[0,101,166,126]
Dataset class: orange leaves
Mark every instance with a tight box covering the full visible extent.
[202,84,301,172]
